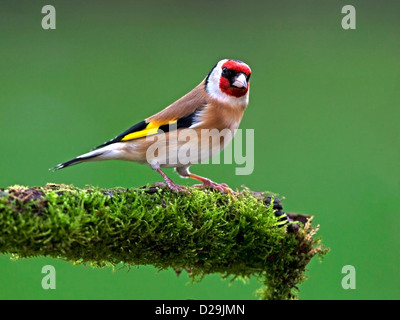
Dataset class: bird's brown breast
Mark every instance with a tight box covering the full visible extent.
[197,99,246,131]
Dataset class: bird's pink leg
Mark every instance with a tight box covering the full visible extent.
[154,168,188,192]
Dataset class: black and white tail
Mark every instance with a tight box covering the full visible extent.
[51,154,99,171]
[50,145,117,171]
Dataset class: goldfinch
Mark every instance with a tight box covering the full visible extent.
[53,59,252,193]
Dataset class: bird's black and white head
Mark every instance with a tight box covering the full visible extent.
[205,59,251,106]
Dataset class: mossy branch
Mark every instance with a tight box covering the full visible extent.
[0,184,328,300]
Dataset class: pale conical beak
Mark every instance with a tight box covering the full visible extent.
[232,73,248,89]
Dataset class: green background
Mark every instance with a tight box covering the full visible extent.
[0,0,399,300]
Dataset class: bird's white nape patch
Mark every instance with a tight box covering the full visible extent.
[205,59,250,106]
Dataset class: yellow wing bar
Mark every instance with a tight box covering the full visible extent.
[121,120,177,141]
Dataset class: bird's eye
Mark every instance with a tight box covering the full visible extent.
[222,67,228,74]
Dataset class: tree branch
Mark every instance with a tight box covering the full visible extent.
[0,184,328,300]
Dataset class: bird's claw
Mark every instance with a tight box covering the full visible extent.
[193,181,233,194]
[156,182,190,194]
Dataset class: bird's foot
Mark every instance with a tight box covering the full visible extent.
[155,181,189,193]
[193,180,233,194]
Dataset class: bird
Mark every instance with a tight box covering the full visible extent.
[52,59,252,193]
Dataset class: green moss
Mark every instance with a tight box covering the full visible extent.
[0,184,328,300]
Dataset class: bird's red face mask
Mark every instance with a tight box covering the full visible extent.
[219,60,251,98]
